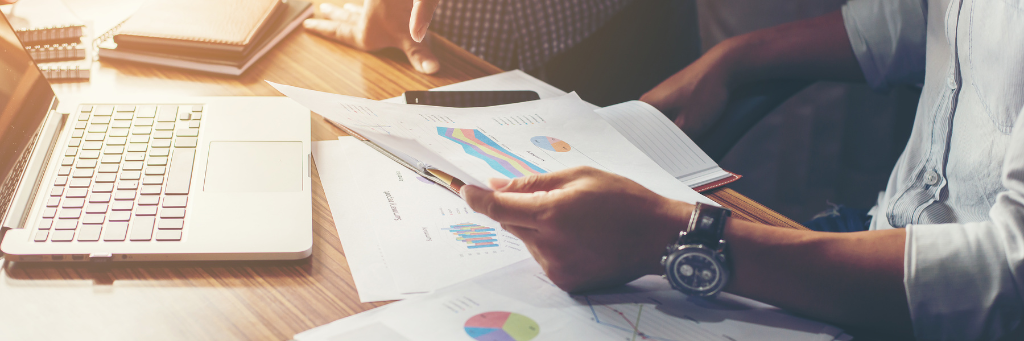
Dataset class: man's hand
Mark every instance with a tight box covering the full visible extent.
[640,46,734,139]
[303,0,441,74]
[460,167,691,292]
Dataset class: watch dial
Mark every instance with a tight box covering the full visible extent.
[674,252,721,292]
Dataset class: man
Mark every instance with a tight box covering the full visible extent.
[302,0,631,74]
[463,0,1024,340]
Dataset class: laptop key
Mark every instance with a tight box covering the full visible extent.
[95,174,117,184]
[166,149,196,194]
[104,222,129,241]
[145,166,165,175]
[86,204,108,214]
[120,171,141,180]
[109,128,129,137]
[155,230,182,241]
[103,146,124,154]
[89,193,111,203]
[72,169,93,178]
[129,216,156,241]
[64,147,77,157]
[84,133,104,141]
[50,187,64,196]
[174,137,198,148]
[77,225,102,241]
[59,209,82,219]
[111,120,132,129]
[125,152,145,161]
[98,164,119,173]
[153,130,173,139]
[74,121,87,129]
[72,129,85,138]
[68,138,81,147]
[162,195,187,207]
[139,195,160,205]
[46,197,60,207]
[66,188,87,198]
[148,157,168,166]
[82,141,102,150]
[142,178,163,187]
[94,105,113,116]
[80,105,93,113]
[123,162,143,170]
[130,135,150,143]
[192,105,203,113]
[50,230,75,242]
[114,112,134,120]
[160,208,185,219]
[150,148,170,157]
[38,219,53,230]
[61,157,75,166]
[154,122,175,130]
[115,105,135,112]
[109,211,131,221]
[136,206,157,216]
[101,155,121,164]
[135,118,154,126]
[131,127,151,135]
[91,116,110,124]
[178,106,191,120]
[55,219,78,230]
[112,201,134,211]
[114,190,136,200]
[137,106,156,118]
[93,182,115,193]
[176,128,199,137]
[188,120,201,128]
[107,137,127,145]
[69,178,91,188]
[158,218,184,230]
[77,159,97,168]
[34,230,49,242]
[83,214,105,224]
[58,166,71,176]
[62,198,85,208]
[141,185,162,194]
[157,106,177,121]
[54,176,67,186]
[80,150,100,159]
[128,143,148,152]
[118,180,139,190]
[87,124,107,133]
[42,208,57,218]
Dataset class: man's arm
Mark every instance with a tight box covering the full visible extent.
[641,10,863,138]
[461,168,912,336]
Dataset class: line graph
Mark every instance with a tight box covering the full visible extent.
[583,295,721,341]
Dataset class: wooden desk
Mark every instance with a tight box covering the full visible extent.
[0,2,802,339]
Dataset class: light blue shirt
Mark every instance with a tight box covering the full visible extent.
[843,0,1024,339]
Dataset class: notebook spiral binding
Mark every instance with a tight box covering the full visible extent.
[15,24,84,45]
[26,43,86,62]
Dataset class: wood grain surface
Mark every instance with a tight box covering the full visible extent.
[0,1,801,340]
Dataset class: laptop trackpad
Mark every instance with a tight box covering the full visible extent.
[204,141,303,192]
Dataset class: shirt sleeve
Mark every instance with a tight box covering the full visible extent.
[905,108,1024,340]
[841,0,928,91]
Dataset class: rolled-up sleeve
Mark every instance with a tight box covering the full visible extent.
[905,108,1024,340]
[841,0,928,91]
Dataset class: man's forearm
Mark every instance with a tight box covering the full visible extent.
[719,216,912,336]
[710,10,865,88]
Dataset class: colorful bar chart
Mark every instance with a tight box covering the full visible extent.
[444,223,499,249]
[437,127,546,177]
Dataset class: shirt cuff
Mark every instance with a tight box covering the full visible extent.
[905,222,1023,340]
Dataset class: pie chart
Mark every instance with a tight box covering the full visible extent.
[464,311,540,341]
[530,136,572,152]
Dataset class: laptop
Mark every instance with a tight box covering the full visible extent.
[0,13,312,262]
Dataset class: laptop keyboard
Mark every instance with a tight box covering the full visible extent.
[33,104,203,243]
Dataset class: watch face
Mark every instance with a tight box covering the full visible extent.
[666,246,726,296]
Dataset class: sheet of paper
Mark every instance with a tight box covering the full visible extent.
[272,82,712,206]
[595,101,731,186]
[313,138,530,301]
[295,259,848,341]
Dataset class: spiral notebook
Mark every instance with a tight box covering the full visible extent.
[1,0,84,45]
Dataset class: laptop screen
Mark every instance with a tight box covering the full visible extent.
[0,12,57,225]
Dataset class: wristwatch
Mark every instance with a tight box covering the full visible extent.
[661,202,732,297]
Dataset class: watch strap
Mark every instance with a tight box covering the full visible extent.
[681,203,731,248]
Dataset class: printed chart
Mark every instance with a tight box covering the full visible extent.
[443,223,499,249]
[530,136,572,152]
[438,127,547,177]
[464,311,540,341]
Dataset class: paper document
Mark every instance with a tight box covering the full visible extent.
[394,70,734,188]
[272,82,712,206]
[294,259,850,341]
[596,101,732,187]
[313,138,530,302]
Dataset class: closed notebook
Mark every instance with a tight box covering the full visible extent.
[1,0,85,45]
[114,0,283,54]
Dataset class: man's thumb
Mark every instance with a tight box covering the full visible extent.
[404,40,440,74]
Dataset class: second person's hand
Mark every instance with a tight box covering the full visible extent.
[303,0,441,74]
[640,45,736,139]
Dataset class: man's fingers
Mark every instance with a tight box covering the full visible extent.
[498,169,581,193]
[303,18,360,48]
[461,185,548,226]
[402,38,440,74]
[318,3,357,22]
[409,0,441,42]
[500,223,540,244]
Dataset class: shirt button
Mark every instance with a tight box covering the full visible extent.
[924,170,940,186]
[947,75,957,89]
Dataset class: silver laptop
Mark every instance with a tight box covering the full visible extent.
[0,13,312,262]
